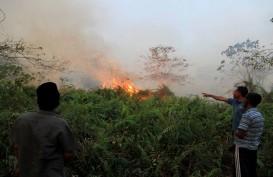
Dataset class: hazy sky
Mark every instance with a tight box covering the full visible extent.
[1,0,273,96]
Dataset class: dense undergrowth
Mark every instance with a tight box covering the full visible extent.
[0,74,272,176]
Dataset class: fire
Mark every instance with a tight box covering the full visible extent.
[102,78,140,96]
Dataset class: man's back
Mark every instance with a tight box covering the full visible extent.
[10,111,79,177]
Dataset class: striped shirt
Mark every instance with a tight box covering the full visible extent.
[234,108,264,150]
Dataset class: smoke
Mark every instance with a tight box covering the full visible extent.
[1,0,136,89]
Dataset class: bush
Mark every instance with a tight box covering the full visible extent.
[1,81,272,177]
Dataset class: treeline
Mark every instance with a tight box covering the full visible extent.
[0,67,273,177]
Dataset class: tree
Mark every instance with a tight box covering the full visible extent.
[0,8,5,23]
[0,9,66,73]
[155,84,174,98]
[141,45,189,86]
[219,39,273,92]
[0,38,66,72]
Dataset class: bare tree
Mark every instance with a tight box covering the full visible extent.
[141,45,189,85]
[0,38,66,71]
[0,9,66,72]
[219,39,273,92]
[0,8,6,23]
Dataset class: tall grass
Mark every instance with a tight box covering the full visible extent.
[0,84,272,177]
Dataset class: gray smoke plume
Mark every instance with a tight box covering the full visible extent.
[1,0,137,89]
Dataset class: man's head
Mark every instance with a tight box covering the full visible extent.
[244,93,262,108]
[37,82,60,111]
[233,86,248,99]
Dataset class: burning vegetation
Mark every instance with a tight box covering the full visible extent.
[102,77,140,96]
[101,77,175,100]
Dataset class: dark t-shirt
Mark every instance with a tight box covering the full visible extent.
[10,110,80,177]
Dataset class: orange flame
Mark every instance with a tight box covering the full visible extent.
[102,78,139,96]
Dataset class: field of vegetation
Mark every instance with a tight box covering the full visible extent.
[0,67,272,177]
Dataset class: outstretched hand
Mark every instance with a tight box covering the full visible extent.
[202,93,210,97]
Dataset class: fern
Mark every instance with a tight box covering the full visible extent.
[157,124,177,141]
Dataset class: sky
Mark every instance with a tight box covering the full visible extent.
[1,0,273,96]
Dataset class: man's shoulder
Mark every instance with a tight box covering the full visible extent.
[227,98,234,101]
[55,117,68,124]
[244,108,259,114]
[246,109,263,117]
[227,98,234,103]
[51,117,69,127]
[17,112,67,123]
[243,108,263,120]
[227,98,238,105]
[16,112,38,121]
[19,111,36,116]
[228,98,244,107]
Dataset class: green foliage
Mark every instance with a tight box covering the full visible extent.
[1,72,273,177]
[0,66,37,177]
[0,65,36,113]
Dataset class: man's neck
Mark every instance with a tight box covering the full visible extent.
[245,105,255,111]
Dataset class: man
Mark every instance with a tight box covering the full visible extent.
[202,86,249,132]
[234,93,264,177]
[10,82,80,177]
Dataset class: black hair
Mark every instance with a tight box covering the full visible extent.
[245,93,262,107]
[36,82,60,111]
[237,86,248,97]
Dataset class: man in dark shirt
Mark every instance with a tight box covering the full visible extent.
[10,82,80,177]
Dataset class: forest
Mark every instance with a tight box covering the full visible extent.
[0,64,272,177]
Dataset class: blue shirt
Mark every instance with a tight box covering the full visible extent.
[227,98,245,131]
[234,108,264,150]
